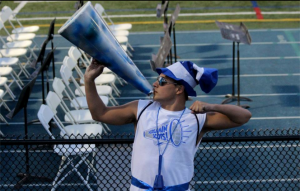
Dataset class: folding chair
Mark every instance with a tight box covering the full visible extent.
[0,7,39,48]
[37,104,102,191]
[63,55,121,96]
[60,64,119,106]
[52,77,109,110]
[0,76,16,100]
[1,6,39,34]
[0,57,31,79]
[46,90,110,133]
[0,66,24,90]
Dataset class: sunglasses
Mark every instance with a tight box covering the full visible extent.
[156,76,178,86]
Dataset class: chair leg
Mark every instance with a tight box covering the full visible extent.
[127,42,134,51]
[0,98,11,111]
[110,94,119,106]
[10,73,23,90]
[51,155,68,191]
[4,83,16,100]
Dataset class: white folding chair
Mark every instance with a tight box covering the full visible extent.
[0,66,24,89]
[60,64,119,106]
[46,90,111,134]
[1,6,39,34]
[38,104,102,191]
[0,75,16,100]
[63,55,121,96]
[0,7,39,48]
[52,77,109,109]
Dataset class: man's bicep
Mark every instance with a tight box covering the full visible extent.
[94,100,138,125]
[203,112,240,131]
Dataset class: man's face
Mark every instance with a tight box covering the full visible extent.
[152,74,178,101]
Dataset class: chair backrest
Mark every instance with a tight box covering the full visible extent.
[45,91,61,114]
[37,104,67,138]
[0,20,4,31]
[94,3,105,16]
[68,46,82,61]
[59,64,72,86]
[1,6,13,22]
[63,56,77,70]
[52,77,65,98]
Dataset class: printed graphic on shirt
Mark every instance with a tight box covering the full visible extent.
[143,119,191,147]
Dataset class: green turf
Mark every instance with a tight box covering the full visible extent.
[0,1,299,36]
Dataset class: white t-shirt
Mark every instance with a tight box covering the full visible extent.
[130,100,206,191]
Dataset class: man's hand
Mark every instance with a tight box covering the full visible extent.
[84,58,105,82]
[189,100,212,114]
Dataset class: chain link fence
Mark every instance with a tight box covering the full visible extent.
[0,129,299,190]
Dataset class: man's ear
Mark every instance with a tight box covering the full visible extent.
[176,85,185,95]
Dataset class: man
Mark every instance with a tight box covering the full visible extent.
[85,59,251,191]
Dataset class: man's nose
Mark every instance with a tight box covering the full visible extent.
[153,79,158,87]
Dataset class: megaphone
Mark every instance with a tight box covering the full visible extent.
[58,1,153,95]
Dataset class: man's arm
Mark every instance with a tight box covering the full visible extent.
[84,59,138,125]
[189,101,252,132]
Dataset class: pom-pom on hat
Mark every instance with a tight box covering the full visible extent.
[156,61,218,96]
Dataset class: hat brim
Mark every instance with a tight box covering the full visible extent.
[156,67,197,97]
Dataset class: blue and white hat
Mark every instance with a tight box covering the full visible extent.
[156,61,218,96]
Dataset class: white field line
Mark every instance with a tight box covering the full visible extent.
[33,28,300,37]
[132,41,300,48]
[43,41,300,49]
[13,11,300,21]
[196,178,300,184]
[132,56,300,63]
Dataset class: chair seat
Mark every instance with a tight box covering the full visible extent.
[0,77,8,86]
[54,144,95,156]
[64,110,94,123]
[80,74,115,85]
[0,58,19,66]
[116,36,128,44]
[64,123,103,137]
[0,48,27,57]
[103,67,112,73]
[110,23,132,31]
[12,26,40,34]
[112,30,129,36]
[75,85,112,96]
[3,40,32,48]
[70,96,109,108]
[0,67,12,75]
[7,33,36,42]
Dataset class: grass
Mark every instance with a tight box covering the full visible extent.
[0,1,299,36]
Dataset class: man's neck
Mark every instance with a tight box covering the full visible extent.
[159,100,186,111]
